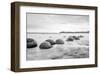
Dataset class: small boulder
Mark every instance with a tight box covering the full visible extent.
[49,36,52,38]
[46,39,55,45]
[56,39,64,44]
[78,35,84,38]
[73,36,80,40]
[39,41,52,49]
[63,36,66,38]
[27,38,37,48]
[67,37,74,41]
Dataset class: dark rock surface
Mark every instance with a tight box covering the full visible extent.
[27,38,37,48]
[39,41,52,49]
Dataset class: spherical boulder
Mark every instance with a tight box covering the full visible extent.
[67,37,74,41]
[46,39,55,45]
[63,36,66,38]
[56,39,64,44]
[39,41,52,49]
[78,35,84,38]
[27,38,37,48]
[72,36,80,40]
[49,36,52,38]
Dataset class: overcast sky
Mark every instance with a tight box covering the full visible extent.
[27,13,89,33]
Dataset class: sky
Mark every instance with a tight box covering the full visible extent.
[27,13,89,33]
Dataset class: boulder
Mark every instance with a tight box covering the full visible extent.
[63,36,66,38]
[46,39,55,45]
[78,35,84,38]
[49,36,52,38]
[39,41,52,49]
[73,36,80,40]
[56,39,64,44]
[27,38,37,48]
[67,37,74,41]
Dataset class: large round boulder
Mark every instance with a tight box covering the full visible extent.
[67,37,74,41]
[45,39,55,45]
[27,38,37,48]
[56,39,64,44]
[39,41,52,49]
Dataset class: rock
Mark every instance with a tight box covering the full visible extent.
[56,39,64,44]
[39,41,52,49]
[49,36,52,38]
[63,36,66,38]
[72,36,80,40]
[67,37,74,41]
[46,39,55,45]
[27,38,37,48]
[78,35,84,38]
